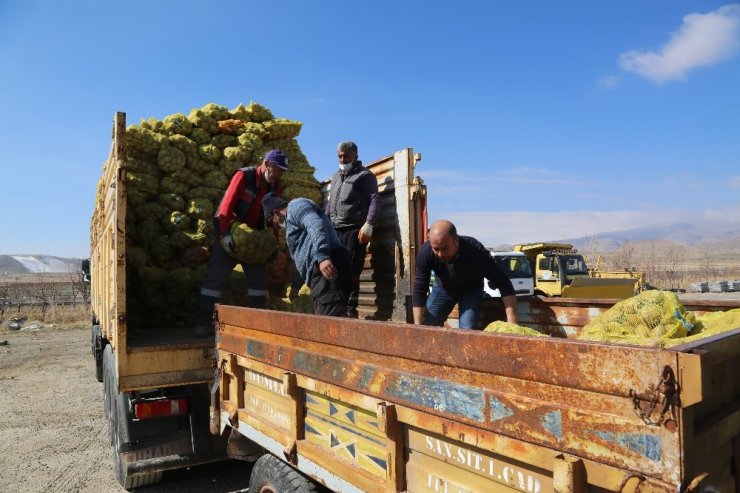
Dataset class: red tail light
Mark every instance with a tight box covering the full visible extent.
[134,398,189,420]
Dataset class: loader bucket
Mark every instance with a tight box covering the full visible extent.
[561,277,636,299]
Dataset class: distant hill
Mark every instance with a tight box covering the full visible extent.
[491,220,740,255]
[0,255,83,275]
[563,221,740,252]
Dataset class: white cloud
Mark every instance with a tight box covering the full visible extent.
[598,74,622,89]
[730,175,740,188]
[500,166,595,186]
[618,4,740,83]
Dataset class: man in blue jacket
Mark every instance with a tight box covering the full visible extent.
[412,220,518,329]
[262,193,351,317]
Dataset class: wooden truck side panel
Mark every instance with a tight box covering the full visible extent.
[215,302,740,491]
[90,112,214,392]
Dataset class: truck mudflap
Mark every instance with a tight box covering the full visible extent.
[122,437,227,477]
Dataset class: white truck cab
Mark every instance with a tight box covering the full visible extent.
[484,250,535,297]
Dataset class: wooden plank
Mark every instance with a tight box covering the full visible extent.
[298,440,387,493]
[303,408,387,478]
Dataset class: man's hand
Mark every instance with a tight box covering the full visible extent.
[319,259,338,281]
[502,294,518,325]
[357,223,373,244]
[220,234,236,257]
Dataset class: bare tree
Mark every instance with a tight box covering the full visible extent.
[66,266,89,307]
[0,284,11,319]
[610,244,635,272]
[664,245,685,290]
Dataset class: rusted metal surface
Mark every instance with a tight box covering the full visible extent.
[216,306,677,396]
[216,292,740,490]
[216,308,707,485]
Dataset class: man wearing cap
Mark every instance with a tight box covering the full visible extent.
[412,220,518,330]
[194,150,289,337]
[325,141,380,318]
[263,193,351,317]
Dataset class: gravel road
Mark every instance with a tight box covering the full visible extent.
[0,326,252,493]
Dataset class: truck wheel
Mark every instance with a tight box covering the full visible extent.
[103,345,162,489]
[249,453,318,493]
[92,325,103,382]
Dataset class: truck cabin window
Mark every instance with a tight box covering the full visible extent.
[495,257,532,279]
[563,255,588,275]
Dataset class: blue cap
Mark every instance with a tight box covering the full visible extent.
[264,149,290,170]
[262,192,288,221]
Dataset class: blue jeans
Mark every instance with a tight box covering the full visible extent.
[424,284,483,329]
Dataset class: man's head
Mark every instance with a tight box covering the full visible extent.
[428,220,459,263]
[262,192,289,228]
[262,149,290,184]
[337,141,358,168]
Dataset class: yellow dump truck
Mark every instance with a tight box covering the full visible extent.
[514,243,645,299]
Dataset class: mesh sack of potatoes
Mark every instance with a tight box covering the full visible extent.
[664,308,740,347]
[578,290,696,346]
[230,221,278,264]
[267,285,313,314]
[163,113,193,135]
[484,321,548,337]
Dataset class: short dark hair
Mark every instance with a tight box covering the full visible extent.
[337,141,358,154]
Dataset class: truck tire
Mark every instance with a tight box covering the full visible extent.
[249,453,318,493]
[102,345,162,489]
[92,325,103,383]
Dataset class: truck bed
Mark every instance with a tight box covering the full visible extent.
[126,325,213,348]
[214,299,740,492]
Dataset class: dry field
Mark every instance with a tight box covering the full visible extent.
[581,239,740,291]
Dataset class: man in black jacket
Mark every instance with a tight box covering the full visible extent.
[412,220,518,329]
[325,141,380,318]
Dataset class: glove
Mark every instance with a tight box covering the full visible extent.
[357,222,373,244]
[220,234,236,257]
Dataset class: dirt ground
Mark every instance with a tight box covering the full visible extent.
[0,325,252,493]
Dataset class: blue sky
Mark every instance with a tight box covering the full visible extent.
[1,1,739,257]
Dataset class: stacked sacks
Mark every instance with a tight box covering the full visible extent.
[578,290,696,347]
[124,101,323,327]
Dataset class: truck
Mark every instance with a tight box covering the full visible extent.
[92,112,740,492]
[484,250,535,297]
[514,243,645,299]
[90,113,227,488]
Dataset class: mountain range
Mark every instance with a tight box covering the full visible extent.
[0,255,83,275]
[3,221,739,275]
[489,220,740,255]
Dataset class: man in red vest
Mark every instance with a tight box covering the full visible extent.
[195,149,289,337]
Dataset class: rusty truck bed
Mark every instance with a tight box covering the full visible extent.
[214,300,740,492]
